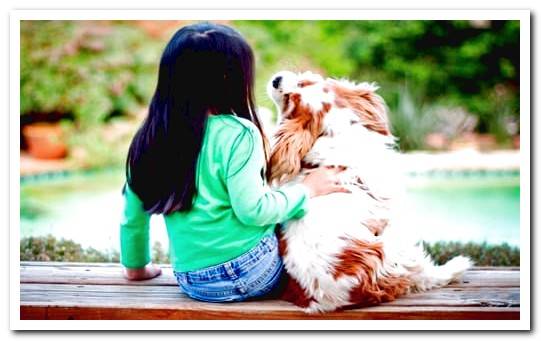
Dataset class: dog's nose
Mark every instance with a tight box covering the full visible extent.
[272,76,282,89]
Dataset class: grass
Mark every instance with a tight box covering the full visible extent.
[20,235,519,267]
[422,240,520,267]
[20,235,169,265]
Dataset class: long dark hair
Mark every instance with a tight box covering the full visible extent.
[126,22,268,215]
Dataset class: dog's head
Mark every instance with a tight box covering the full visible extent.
[267,70,391,184]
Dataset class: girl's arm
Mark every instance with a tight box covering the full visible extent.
[120,184,161,280]
[225,127,310,226]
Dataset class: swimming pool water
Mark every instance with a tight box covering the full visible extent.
[20,170,520,252]
[403,174,519,246]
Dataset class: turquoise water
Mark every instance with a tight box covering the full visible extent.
[403,173,520,246]
[20,170,520,252]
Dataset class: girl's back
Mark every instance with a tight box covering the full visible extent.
[120,22,346,303]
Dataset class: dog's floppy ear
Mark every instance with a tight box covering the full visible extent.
[330,80,391,136]
[268,102,330,184]
[268,128,316,184]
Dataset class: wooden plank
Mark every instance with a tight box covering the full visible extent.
[450,270,519,288]
[20,262,520,288]
[20,305,520,320]
[20,262,178,286]
[20,284,519,308]
[19,262,521,320]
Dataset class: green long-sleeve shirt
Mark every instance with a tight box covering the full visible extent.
[120,114,309,272]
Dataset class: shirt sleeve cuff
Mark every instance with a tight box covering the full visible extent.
[120,230,151,269]
[278,183,310,220]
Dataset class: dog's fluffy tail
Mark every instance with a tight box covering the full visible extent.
[395,243,473,292]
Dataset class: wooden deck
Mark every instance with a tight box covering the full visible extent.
[20,262,520,320]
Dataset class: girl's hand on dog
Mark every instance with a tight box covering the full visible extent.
[302,166,350,198]
[123,263,162,281]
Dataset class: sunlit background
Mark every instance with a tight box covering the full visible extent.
[20,20,520,266]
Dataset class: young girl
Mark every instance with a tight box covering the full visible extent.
[120,22,347,303]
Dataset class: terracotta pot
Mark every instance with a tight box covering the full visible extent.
[22,123,67,160]
[513,135,520,149]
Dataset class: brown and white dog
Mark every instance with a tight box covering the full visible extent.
[267,71,472,313]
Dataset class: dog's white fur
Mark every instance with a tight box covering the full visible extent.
[267,71,473,313]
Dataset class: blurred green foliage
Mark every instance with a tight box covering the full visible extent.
[21,20,520,154]
[422,240,520,266]
[20,21,161,127]
[20,235,169,264]
[235,20,520,149]
[20,235,519,267]
[20,235,120,263]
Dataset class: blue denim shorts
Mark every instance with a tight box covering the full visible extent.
[173,234,284,303]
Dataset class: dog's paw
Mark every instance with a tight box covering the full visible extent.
[303,301,339,314]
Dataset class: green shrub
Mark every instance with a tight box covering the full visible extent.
[386,87,436,150]
[20,235,518,267]
[234,20,520,147]
[20,235,170,264]
[20,21,162,127]
[20,235,120,263]
[422,241,520,266]
[61,119,134,169]
[21,20,520,152]
[151,241,170,264]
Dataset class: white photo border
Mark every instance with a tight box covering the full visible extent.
[10,9,531,331]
